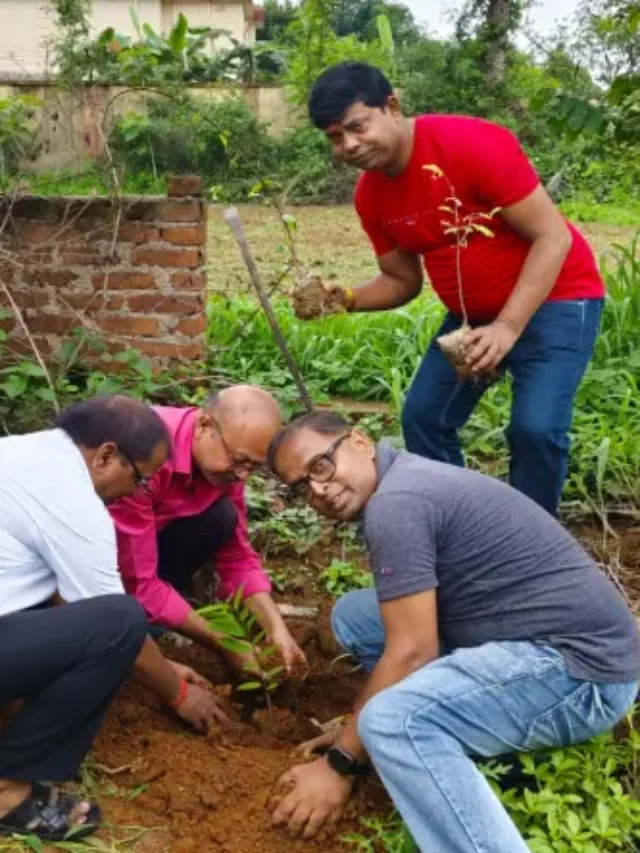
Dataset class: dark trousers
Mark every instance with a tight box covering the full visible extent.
[0,595,147,782]
[157,497,238,594]
[401,299,603,514]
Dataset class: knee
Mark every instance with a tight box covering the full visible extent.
[508,416,562,451]
[91,595,148,651]
[402,390,435,437]
[330,590,372,651]
[357,688,400,751]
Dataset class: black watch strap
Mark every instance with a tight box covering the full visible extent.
[326,746,370,777]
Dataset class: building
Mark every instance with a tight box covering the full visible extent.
[0,0,262,78]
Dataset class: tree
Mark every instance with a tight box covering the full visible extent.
[456,0,529,88]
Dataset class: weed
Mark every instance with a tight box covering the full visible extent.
[319,560,373,597]
[482,715,640,853]
[344,813,417,852]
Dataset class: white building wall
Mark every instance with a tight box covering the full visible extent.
[0,0,255,77]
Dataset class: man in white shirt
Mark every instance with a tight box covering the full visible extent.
[0,396,228,844]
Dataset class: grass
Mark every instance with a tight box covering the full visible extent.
[207,231,640,509]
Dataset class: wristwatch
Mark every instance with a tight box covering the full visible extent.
[325,746,370,777]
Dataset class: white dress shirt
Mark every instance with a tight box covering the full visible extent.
[0,428,124,616]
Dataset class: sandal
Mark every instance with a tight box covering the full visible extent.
[0,785,101,842]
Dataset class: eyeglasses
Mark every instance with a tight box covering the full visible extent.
[212,417,262,477]
[118,447,151,494]
[287,432,351,502]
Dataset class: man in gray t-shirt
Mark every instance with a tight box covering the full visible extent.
[267,411,640,852]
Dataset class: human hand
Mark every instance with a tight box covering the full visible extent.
[173,682,230,733]
[297,727,342,758]
[270,758,353,839]
[463,319,520,373]
[166,660,209,689]
[292,275,353,320]
[269,625,308,675]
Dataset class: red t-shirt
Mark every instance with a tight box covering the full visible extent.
[354,115,604,320]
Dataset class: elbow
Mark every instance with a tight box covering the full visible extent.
[544,222,572,259]
[386,644,437,674]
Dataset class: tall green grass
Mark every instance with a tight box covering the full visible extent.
[207,237,640,507]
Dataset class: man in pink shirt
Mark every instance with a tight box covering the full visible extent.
[109,385,305,673]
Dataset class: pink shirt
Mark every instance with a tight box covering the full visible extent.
[108,406,271,628]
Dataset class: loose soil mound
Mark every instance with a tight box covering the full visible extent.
[92,612,388,853]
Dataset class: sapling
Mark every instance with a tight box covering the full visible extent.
[423,163,501,384]
[197,589,285,709]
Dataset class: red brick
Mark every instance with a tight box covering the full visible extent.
[118,224,161,243]
[18,223,65,244]
[167,175,203,197]
[9,292,52,310]
[97,316,161,337]
[174,315,206,336]
[27,315,77,335]
[92,273,156,291]
[127,293,202,313]
[161,200,204,223]
[170,272,207,291]
[5,335,51,358]
[161,225,206,246]
[60,249,115,266]
[23,270,78,288]
[134,341,204,360]
[61,293,126,311]
[0,316,14,331]
[131,248,202,269]
[23,247,54,263]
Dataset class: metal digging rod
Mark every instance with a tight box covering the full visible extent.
[222,207,314,413]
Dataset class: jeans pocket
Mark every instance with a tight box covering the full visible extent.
[523,679,634,751]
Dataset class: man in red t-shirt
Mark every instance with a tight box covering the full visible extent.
[297,61,604,515]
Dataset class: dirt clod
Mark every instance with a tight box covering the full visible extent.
[437,325,498,384]
[291,273,348,320]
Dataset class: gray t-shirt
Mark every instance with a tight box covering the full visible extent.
[362,443,640,683]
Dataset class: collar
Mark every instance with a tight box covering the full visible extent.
[374,440,398,485]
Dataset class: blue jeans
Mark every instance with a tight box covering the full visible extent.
[332,590,638,853]
[402,299,603,514]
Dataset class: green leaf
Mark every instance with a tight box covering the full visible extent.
[236,681,262,691]
[1,374,28,399]
[22,836,44,853]
[169,13,189,53]
[595,801,610,833]
[566,811,581,836]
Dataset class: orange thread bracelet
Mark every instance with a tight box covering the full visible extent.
[168,677,188,708]
[344,288,357,312]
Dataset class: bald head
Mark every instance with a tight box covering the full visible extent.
[192,385,283,483]
[206,385,281,431]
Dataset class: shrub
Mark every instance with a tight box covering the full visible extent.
[110,93,279,200]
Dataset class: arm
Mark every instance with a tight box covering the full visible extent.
[110,490,192,630]
[464,185,572,372]
[214,484,306,671]
[348,248,424,312]
[271,590,439,838]
[335,590,439,761]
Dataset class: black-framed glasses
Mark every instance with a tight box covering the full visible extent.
[287,432,351,502]
[119,447,151,493]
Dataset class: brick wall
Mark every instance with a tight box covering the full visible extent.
[0,176,208,366]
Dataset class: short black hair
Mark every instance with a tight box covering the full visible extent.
[309,62,393,129]
[267,411,350,473]
[55,395,170,462]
